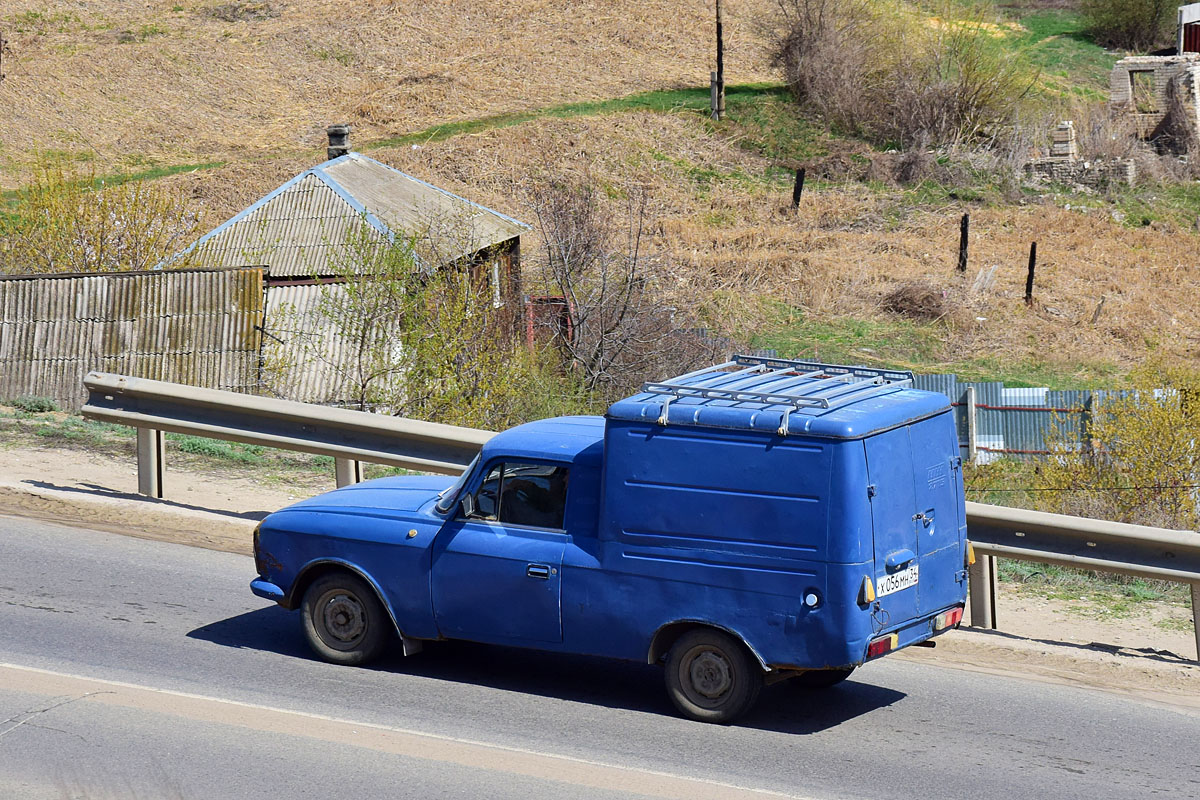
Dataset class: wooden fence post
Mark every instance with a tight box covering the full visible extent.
[958,213,969,272]
[715,0,725,121]
[791,167,806,208]
[1025,242,1037,306]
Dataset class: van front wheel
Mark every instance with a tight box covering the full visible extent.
[302,573,390,666]
[665,629,762,724]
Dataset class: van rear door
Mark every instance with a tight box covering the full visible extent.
[907,412,964,615]
[864,427,921,624]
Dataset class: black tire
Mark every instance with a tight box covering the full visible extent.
[302,572,391,665]
[791,667,855,689]
[665,629,762,724]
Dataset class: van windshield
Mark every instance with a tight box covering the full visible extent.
[435,454,480,514]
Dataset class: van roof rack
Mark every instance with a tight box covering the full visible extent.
[640,355,913,431]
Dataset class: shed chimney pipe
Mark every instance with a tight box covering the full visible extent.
[326,124,351,160]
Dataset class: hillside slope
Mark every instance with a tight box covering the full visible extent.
[0,0,775,184]
[3,0,1198,386]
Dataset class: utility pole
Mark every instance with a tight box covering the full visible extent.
[714,0,725,121]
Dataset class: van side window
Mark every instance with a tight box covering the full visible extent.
[499,465,568,527]
[499,463,569,529]
[466,462,569,529]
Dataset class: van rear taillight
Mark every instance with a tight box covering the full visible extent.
[934,607,964,631]
[866,633,898,659]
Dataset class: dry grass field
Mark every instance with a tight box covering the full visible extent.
[3,0,1198,385]
[364,113,1200,384]
[0,0,775,182]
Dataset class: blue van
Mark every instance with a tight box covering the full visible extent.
[251,355,970,723]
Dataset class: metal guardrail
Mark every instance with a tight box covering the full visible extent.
[964,502,1200,660]
[82,372,494,496]
[82,373,1200,660]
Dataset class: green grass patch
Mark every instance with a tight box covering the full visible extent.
[749,302,945,368]
[368,83,792,150]
[1109,182,1200,230]
[29,416,133,449]
[6,10,83,35]
[9,396,59,413]
[164,432,267,465]
[1011,11,1117,99]
[2,161,226,210]
[714,90,830,166]
[935,355,1124,389]
[998,559,1190,608]
[1155,615,1196,632]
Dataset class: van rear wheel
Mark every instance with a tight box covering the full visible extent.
[792,667,855,689]
[665,629,762,724]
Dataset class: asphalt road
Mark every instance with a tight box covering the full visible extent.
[1,515,1197,800]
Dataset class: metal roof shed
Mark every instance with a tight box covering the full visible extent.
[182,152,528,289]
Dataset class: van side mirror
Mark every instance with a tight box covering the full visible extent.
[460,493,476,519]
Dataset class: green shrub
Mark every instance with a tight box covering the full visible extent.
[0,153,201,275]
[1081,0,1174,52]
[11,396,59,413]
[165,433,267,464]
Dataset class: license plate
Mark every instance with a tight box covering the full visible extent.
[877,564,919,597]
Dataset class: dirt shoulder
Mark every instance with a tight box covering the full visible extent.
[0,439,1196,710]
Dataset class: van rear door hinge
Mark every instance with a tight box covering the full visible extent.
[867,484,877,498]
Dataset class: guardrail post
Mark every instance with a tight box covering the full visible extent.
[334,457,363,488]
[1192,583,1200,662]
[965,386,978,463]
[137,428,164,499]
[968,553,997,629]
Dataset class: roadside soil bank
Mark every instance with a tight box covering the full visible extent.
[0,441,1195,708]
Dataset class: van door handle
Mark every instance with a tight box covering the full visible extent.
[526,564,551,580]
[885,549,916,570]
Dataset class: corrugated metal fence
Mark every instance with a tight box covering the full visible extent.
[739,349,1107,462]
[909,374,1097,462]
[0,268,264,411]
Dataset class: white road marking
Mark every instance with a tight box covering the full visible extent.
[0,662,819,800]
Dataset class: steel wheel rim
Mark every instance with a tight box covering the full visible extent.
[681,646,734,708]
[318,590,367,649]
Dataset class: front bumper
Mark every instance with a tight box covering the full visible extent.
[250,577,285,602]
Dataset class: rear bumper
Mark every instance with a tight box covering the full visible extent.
[866,603,964,661]
[250,578,285,602]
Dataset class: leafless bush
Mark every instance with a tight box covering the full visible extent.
[527,178,722,401]
[894,142,936,184]
[770,0,1036,149]
[882,282,951,321]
